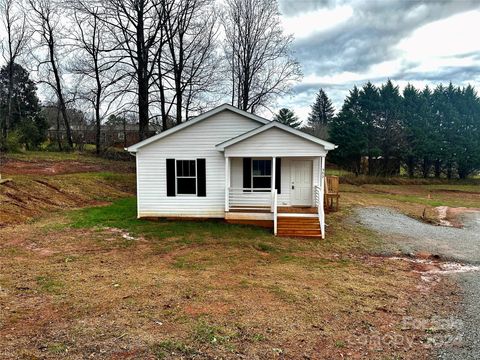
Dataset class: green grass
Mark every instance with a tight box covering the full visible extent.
[69,197,273,244]
[151,340,195,359]
[36,276,65,295]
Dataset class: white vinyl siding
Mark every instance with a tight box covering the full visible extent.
[224,127,327,158]
[135,110,262,218]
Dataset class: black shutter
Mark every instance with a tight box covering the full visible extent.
[166,159,176,196]
[275,158,281,194]
[243,157,251,190]
[197,158,206,197]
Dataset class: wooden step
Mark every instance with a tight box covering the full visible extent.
[276,216,321,238]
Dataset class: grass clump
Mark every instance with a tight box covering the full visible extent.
[193,321,236,345]
[36,276,64,295]
[151,340,194,359]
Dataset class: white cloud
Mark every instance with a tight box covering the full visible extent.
[281,5,353,39]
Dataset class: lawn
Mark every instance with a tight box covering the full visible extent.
[0,196,454,359]
[0,151,468,359]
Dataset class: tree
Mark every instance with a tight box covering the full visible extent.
[307,88,334,138]
[222,0,301,113]
[0,63,46,149]
[329,86,365,174]
[28,0,73,148]
[160,0,219,125]
[97,0,165,141]
[377,80,404,175]
[0,0,30,140]
[273,108,301,128]
[70,4,125,154]
[358,82,381,175]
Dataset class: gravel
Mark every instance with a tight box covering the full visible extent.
[354,207,480,264]
[353,207,480,360]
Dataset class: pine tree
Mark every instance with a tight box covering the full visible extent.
[377,80,404,176]
[329,86,366,174]
[358,82,381,175]
[274,108,302,128]
[0,63,46,150]
[307,89,335,138]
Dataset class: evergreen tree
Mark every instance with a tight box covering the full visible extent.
[0,63,46,149]
[329,86,366,174]
[377,80,404,176]
[358,82,381,175]
[307,88,335,137]
[274,108,302,128]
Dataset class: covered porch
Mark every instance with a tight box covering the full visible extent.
[223,156,326,238]
[215,120,336,238]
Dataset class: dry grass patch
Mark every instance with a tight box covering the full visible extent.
[0,198,456,359]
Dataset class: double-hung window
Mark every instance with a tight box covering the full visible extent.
[176,160,197,195]
[252,159,271,191]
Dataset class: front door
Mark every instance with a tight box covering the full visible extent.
[291,160,313,206]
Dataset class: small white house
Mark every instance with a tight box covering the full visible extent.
[127,104,336,238]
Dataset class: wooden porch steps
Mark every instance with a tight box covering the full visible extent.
[277,216,322,238]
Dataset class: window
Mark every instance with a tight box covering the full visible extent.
[252,159,271,191]
[176,160,196,195]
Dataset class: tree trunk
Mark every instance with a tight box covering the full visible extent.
[422,157,430,178]
[4,61,14,139]
[55,107,62,151]
[48,38,73,149]
[434,159,441,178]
[407,156,415,178]
[136,9,149,141]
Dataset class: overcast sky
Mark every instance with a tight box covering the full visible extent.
[275,0,480,121]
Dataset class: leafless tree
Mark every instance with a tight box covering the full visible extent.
[28,0,74,148]
[0,0,30,139]
[161,0,219,125]
[222,0,301,113]
[69,3,127,154]
[95,0,165,141]
[152,0,220,127]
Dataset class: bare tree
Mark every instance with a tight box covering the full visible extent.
[0,0,30,139]
[95,0,165,141]
[70,4,126,154]
[155,0,220,126]
[222,0,301,113]
[28,0,74,148]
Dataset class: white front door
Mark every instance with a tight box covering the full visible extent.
[291,160,313,206]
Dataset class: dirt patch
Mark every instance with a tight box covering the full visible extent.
[436,206,480,228]
[1,158,134,176]
[0,175,135,227]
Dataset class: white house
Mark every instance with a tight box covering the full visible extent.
[126,104,336,238]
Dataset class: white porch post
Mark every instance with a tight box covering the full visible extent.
[320,156,326,239]
[225,156,230,212]
[271,156,276,193]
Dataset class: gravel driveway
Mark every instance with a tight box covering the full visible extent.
[354,207,480,360]
[355,207,480,264]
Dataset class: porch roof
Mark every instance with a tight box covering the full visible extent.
[215,121,337,152]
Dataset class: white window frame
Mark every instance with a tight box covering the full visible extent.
[251,158,272,192]
[175,159,197,196]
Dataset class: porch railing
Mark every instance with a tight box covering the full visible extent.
[315,185,325,239]
[228,188,273,211]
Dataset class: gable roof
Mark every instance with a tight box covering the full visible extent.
[126,103,270,152]
[215,121,337,151]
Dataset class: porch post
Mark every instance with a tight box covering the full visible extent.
[225,156,230,212]
[271,156,276,193]
[320,156,326,239]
